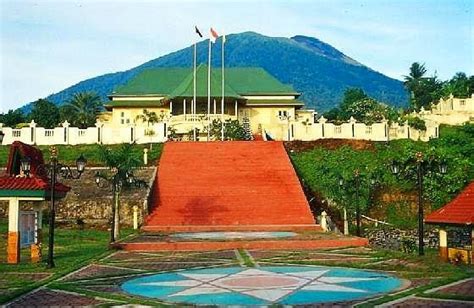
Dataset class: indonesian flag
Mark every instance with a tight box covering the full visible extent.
[210,27,219,43]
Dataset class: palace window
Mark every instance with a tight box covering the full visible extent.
[365,126,372,134]
[335,126,342,134]
[278,110,288,119]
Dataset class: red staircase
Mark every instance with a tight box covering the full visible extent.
[144,141,317,231]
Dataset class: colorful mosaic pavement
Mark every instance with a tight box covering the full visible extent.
[121,265,402,305]
[4,249,474,307]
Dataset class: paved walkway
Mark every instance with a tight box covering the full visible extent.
[5,250,474,307]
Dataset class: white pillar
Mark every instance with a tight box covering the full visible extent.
[214,99,217,114]
[321,211,328,232]
[234,100,238,117]
[133,206,139,230]
[183,99,186,120]
[143,148,148,165]
[439,228,448,261]
[170,101,173,114]
[7,198,20,263]
[343,207,349,235]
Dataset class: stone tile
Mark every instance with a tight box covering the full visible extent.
[8,288,105,307]
[435,278,474,297]
[387,297,473,307]
[63,264,141,281]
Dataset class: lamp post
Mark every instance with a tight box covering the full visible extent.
[338,178,349,235]
[20,147,86,268]
[390,152,447,256]
[95,169,147,243]
[339,170,377,237]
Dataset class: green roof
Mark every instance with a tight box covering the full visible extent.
[245,99,305,106]
[104,100,165,109]
[112,65,299,98]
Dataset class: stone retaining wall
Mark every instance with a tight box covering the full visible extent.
[0,168,156,228]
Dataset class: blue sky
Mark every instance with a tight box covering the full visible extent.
[1,0,472,111]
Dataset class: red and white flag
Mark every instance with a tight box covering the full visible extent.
[210,27,219,43]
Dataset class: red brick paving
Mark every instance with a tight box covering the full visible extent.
[121,237,369,251]
[8,288,105,307]
[62,264,142,282]
[145,141,316,229]
[434,278,474,297]
[387,298,473,307]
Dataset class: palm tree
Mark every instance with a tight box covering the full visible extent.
[97,143,143,242]
[403,63,427,110]
[61,92,102,128]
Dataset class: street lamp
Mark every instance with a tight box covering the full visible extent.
[95,169,147,243]
[21,147,86,268]
[339,170,377,237]
[390,152,447,256]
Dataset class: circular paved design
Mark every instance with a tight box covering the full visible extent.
[170,231,297,240]
[121,266,402,305]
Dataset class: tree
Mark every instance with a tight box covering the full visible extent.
[340,88,368,112]
[441,72,472,98]
[0,109,26,127]
[208,118,246,140]
[403,62,442,110]
[135,109,160,149]
[29,99,60,128]
[98,143,143,242]
[60,92,102,128]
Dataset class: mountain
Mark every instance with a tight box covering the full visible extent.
[23,31,408,112]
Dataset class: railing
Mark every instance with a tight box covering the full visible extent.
[45,129,54,137]
[172,114,237,122]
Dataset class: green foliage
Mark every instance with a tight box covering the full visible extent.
[441,72,474,98]
[340,88,368,110]
[29,99,60,128]
[208,118,247,140]
[99,143,142,174]
[324,88,399,125]
[60,92,102,128]
[403,63,473,111]
[290,124,474,227]
[405,115,427,131]
[0,109,26,127]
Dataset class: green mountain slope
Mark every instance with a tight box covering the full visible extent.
[24,31,408,112]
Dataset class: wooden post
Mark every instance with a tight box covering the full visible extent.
[439,228,448,261]
[7,198,20,264]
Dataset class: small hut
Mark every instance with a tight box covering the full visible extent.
[0,141,70,264]
[425,181,474,264]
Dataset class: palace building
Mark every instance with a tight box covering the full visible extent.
[101,65,314,140]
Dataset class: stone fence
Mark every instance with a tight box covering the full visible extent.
[290,116,439,142]
[0,116,439,145]
[0,120,167,145]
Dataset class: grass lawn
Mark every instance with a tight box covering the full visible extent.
[0,218,134,304]
[0,143,163,167]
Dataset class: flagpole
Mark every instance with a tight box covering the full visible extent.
[207,37,211,141]
[193,42,197,141]
[221,35,225,141]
